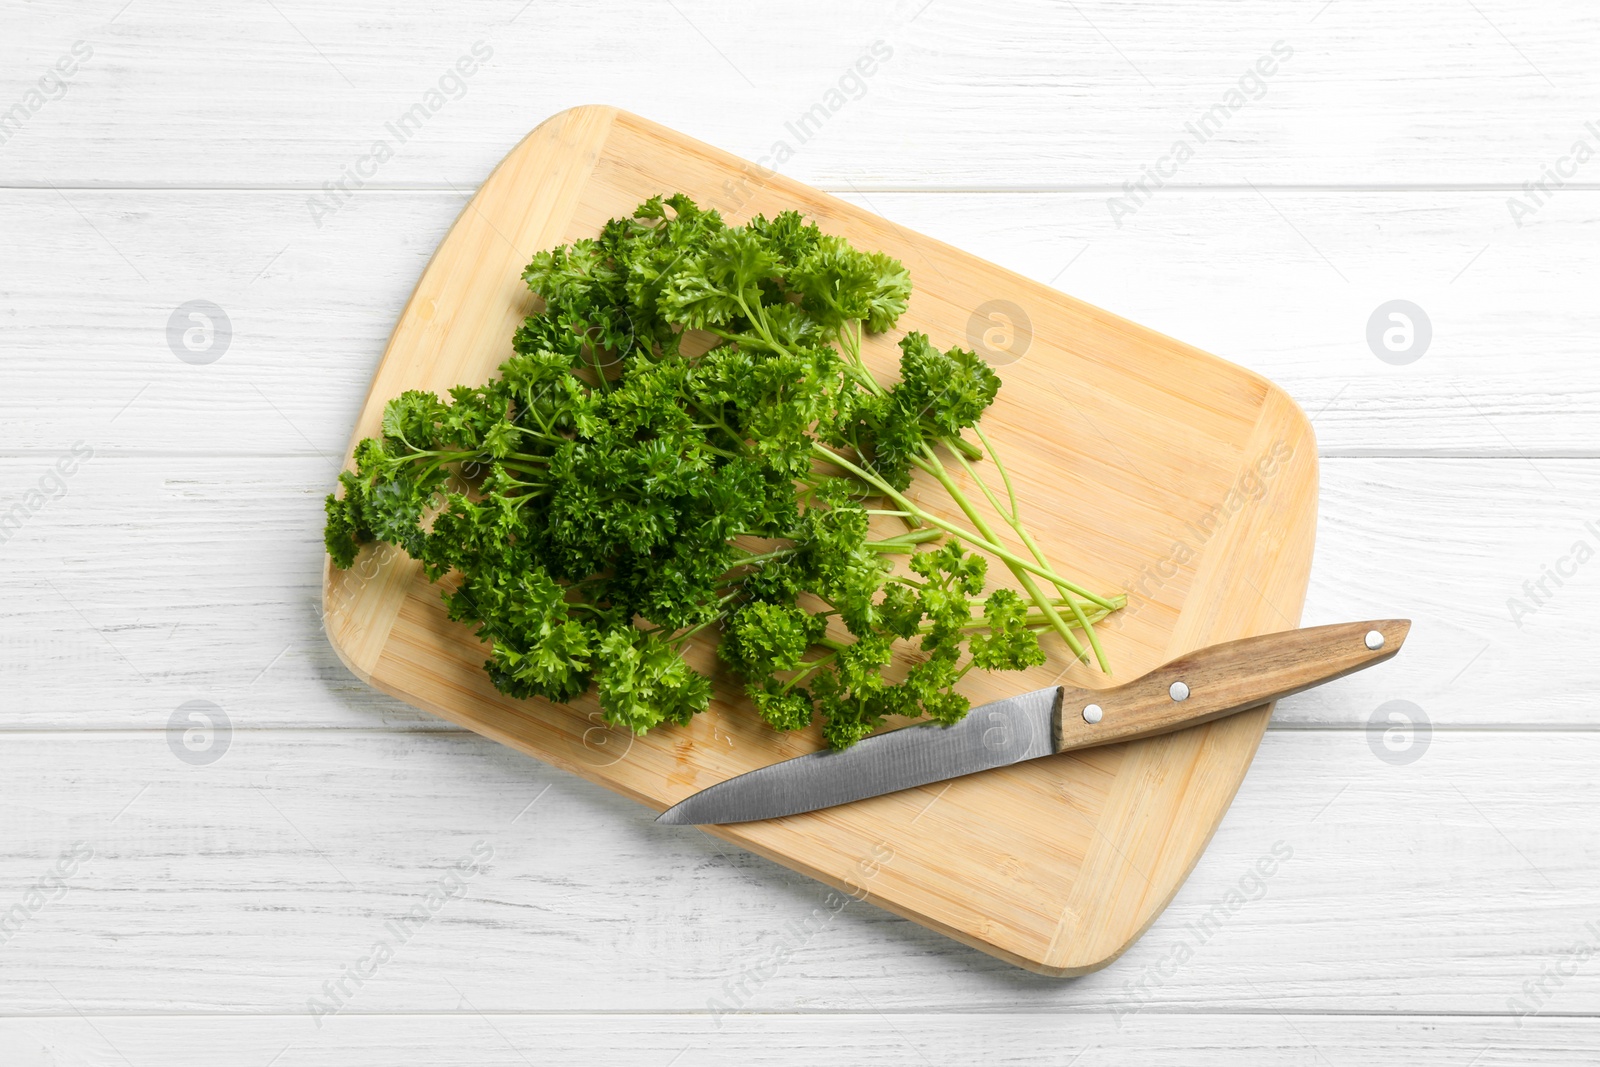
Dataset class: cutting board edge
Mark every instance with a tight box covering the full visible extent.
[318,105,1324,977]
[1037,703,1278,976]
[320,105,616,671]
[602,106,1293,411]
[334,104,621,469]
[1037,380,1319,974]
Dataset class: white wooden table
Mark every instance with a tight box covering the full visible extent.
[4,1,1597,1062]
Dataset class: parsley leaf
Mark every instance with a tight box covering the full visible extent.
[326,196,1123,746]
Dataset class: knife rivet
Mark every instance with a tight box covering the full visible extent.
[1365,629,1385,651]
[1169,681,1190,701]
[1082,704,1103,724]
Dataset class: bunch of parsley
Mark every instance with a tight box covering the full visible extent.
[325,195,1122,748]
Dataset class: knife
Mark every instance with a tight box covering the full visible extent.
[656,619,1409,825]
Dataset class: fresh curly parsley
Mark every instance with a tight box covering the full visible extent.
[326,194,1123,747]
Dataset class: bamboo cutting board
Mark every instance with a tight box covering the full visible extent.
[322,106,1318,975]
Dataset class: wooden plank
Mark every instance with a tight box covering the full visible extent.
[2,0,1593,1053]
[0,728,1593,1014]
[2,0,1596,187]
[3,189,1596,458]
[0,1014,1594,1066]
[317,105,1316,975]
[1,454,1588,729]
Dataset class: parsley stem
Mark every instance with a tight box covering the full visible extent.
[781,651,837,692]
[686,399,748,453]
[951,602,1114,634]
[735,294,781,352]
[866,528,942,550]
[913,444,1089,665]
[586,343,613,394]
[727,548,795,567]
[972,425,1020,521]
[668,616,721,645]
[943,439,1110,671]
[812,442,1118,611]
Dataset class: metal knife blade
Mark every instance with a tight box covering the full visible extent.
[654,685,1060,825]
[655,618,1410,826]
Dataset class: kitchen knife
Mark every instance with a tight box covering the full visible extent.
[656,619,1409,826]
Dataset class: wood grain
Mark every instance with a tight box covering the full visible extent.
[3,0,1596,1057]
[3,0,1596,188]
[0,1015,1595,1066]
[1052,620,1408,752]
[0,455,1578,730]
[6,188,1598,458]
[318,105,1318,975]
[0,728,1595,1015]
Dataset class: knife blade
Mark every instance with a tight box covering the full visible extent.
[656,618,1409,825]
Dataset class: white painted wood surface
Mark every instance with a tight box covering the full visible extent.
[3,0,1598,1062]
[6,190,1599,455]
[1,456,1585,728]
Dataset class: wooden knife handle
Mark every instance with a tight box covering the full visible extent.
[1051,619,1411,753]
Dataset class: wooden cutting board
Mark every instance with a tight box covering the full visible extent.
[322,106,1317,976]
